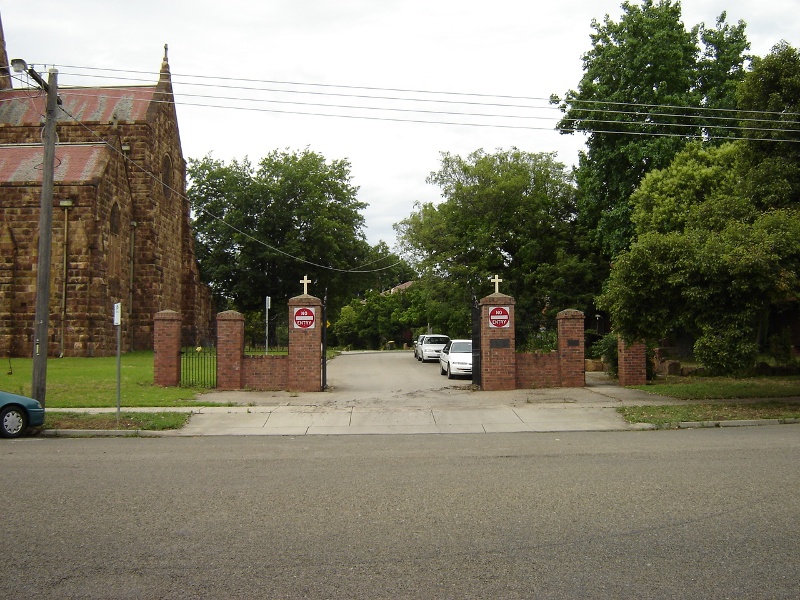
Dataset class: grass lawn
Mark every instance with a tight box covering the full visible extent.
[0,351,213,409]
[618,401,800,428]
[631,374,800,400]
[620,374,800,427]
[42,411,191,431]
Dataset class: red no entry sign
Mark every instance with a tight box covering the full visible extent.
[488,306,510,328]
[293,307,316,329]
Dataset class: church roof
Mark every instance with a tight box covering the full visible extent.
[0,85,159,126]
[0,143,110,184]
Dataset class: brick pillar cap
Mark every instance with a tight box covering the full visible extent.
[289,294,321,304]
[479,293,515,305]
[154,310,181,320]
[217,310,244,321]
[557,309,584,319]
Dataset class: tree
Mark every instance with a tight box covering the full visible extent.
[188,149,411,342]
[553,1,750,258]
[395,148,602,343]
[599,141,800,373]
[737,41,800,210]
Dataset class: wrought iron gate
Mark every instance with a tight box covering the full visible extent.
[181,329,217,388]
[471,295,481,388]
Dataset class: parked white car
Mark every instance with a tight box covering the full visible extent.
[415,334,450,362]
[439,339,473,378]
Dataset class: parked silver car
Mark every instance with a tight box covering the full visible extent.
[439,339,473,378]
[415,334,450,362]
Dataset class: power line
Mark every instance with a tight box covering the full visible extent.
[54,102,405,275]
[14,63,796,140]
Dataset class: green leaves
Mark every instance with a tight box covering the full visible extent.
[395,148,603,344]
[187,150,409,329]
[555,2,750,258]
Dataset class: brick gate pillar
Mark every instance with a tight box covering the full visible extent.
[557,309,586,387]
[154,310,182,387]
[479,292,516,391]
[288,294,323,392]
[618,337,647,386]
[216,310,245,390]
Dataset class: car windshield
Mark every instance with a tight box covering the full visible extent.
[450,341,471,353]
[425,336,449,345]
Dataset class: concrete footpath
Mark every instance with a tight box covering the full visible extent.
[43,373,686,437]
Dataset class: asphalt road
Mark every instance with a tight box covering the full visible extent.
[5,426,800,599]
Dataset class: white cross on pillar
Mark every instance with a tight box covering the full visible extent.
[490,274,503,294]
[300,275,311,295]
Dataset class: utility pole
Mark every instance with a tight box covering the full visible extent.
[30,68,59,408]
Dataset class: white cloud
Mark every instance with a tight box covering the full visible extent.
[4,1,797,248]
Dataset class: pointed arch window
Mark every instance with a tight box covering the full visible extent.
[162,153,173,200]
[110,202,121,235]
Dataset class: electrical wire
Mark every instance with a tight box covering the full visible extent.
[51,101,406,275]
[10,63,800,134]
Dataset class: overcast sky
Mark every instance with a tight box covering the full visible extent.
[4,1,798,249]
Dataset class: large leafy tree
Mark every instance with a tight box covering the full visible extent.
[395,148,602,343]
[553,1,749,258]
[599,41,800,373]
[599,142,800,373]
[737,41,800,210]
[187,149,412,338]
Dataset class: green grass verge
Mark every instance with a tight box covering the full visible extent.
[618,401,800,428]
[1,351,215,408]
[43,411,191,431]
[631,375,800,400]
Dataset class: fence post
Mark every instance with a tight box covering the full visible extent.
[154,310,182,387]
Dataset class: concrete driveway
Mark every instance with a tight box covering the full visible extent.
[174,351,671,436]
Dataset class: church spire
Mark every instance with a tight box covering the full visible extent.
[159,44,170,82]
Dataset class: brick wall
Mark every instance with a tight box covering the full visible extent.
[242,355,289,390]
[516,351,561,388]
[618,338,647,386]
[206,297,323,392]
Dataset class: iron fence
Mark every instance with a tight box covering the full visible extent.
[181,344,217,388]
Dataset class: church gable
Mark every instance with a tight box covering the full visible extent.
[0,39,212,357]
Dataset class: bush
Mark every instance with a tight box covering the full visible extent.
[591,333,619,376]
[694,325,758,375]
[519,328,558,353]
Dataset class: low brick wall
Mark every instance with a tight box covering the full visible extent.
[516,351,561,388]
[242,355,289,390]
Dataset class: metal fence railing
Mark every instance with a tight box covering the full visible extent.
[181,345,217,388]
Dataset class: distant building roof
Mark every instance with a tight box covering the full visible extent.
[389,281,414,294]
[0,143,110,184]
[0,86,158,126]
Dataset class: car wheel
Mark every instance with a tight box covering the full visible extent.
[0,405,27,438]
[447,365,454,379]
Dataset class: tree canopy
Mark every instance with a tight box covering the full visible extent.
[187,149,413,343]
[395,148,603,343]
[553,0,750,258]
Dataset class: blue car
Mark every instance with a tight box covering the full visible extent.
[0,391,45,438]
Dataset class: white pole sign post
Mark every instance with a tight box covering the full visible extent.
[265,296,271,355]
[114,303,121,423]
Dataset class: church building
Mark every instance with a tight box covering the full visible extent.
[0,16,212,357]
